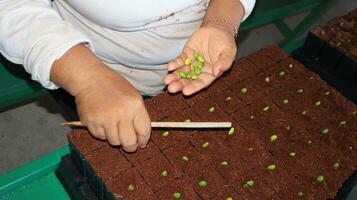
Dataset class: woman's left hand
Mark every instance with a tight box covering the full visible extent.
[164,24,237,96]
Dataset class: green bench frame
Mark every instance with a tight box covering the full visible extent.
[0,0,335,111]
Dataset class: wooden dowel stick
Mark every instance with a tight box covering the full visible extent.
[61,121,232,129]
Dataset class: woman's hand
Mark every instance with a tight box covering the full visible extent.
[74,66,152,152]
[164,24,237,96]
[51,44,151,152]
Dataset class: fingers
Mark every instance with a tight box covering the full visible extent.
[164,65,191,86]
[133,111,151,148]
[182,73,215,96]
[104,122,121,146]
[163,71,180,85]
[167,47,195,71]
[167,76,191,93]
[118,119,138,152]
[212,49,235,77]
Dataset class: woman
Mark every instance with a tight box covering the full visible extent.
[0,0,255,152]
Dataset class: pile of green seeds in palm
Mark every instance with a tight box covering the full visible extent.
[179,52,205,80]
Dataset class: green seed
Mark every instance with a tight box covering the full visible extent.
[286,126,291,130]
[315,101,321,106]
[333,162,340,170]
[202,141,209,148]
[182,155,189,161]
[208,106,216,113]
[349,146,353,150]
[186,71,193,78]
[226,197,234,200]
[337,42,342,46]
[128,184,135,191]
[279,70,286,77]
[190,63,195,70]
[244,180,254,188]
[290,152,296,157]
[161,170,168,177]
[283,99,289,104]
[240,87,248,93]
[353,111,357,115]
[339,121,347,127]
[297,192,304,197]
[228,127,235,135]
[179,70,187,79]
[297,88,304,93]
[250,115,255,119]
[197,54,205,63]
[316,175,324,182]
[194,52,200,59]
[288,63,294,68]
[184,58,191,65]
[220,160,229,166]
[324,91,330,96]
[196,61,203,69]
[162,131,170,137]
[322,128,329,135]
[301,110,308,115]
[194,67,202,75]
[184,119,191,123]
[264,77,271,82]
[307,140,312,144]
[270,134,278,142]
[263,106,270,112]
[173,192,181,199]
[191,73,198,80]
[248,147,254,151]
[225,96,232,101]
[267,164,276,171]
[198,180,208,187]
[340,22,344,26]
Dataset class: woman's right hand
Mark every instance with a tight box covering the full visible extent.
[51,44,151,152]
[75,65,151,152]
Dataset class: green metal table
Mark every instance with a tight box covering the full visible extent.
[0,147,70,200]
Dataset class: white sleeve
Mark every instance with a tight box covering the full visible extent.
[239,0,256,21]
[0,0,93,89]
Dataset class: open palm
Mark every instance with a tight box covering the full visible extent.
[164,25,237,96]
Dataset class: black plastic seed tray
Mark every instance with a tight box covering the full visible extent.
[295,32,357,103]
[56,151,357,200]
[301,31,357,78]
[55,154,98,200]
[58,140,116,200]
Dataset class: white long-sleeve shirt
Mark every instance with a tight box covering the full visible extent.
[0,0,255,95]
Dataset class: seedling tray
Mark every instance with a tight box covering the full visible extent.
[59,143,357,200]
[293,35,357,103]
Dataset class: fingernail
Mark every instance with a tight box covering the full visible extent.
[216,69,223,76]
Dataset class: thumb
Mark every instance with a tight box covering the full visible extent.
[212,49,235,77]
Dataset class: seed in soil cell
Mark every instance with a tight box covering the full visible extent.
[198,180,208,187]
[228,127,235,135]
[244,180,254,188]
[316,175,324,182]
[173,192,181,199]
[270,134,278,142]
[267,164,276,171]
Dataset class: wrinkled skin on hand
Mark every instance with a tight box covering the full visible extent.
[164,24,236,96]
[75,67,151,152]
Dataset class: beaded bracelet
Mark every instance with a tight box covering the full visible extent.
[201,18,239,38]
